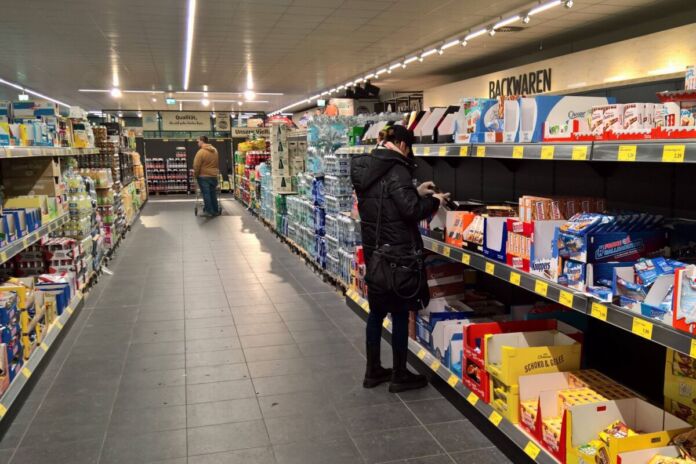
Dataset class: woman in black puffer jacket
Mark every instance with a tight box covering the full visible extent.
[351,125,449,392]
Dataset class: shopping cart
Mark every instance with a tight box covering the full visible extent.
[194,181,222,216]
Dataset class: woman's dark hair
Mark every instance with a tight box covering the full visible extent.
[198,135,209,143]
[383,124,414,152]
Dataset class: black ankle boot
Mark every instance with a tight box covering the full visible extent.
[389,349,427,393]
[363,342,392,388]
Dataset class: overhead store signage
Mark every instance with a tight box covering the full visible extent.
[328,98,355,116]
[161,112,210,131]
[214,112,231,132]
[231,127,270,137]
[165,98,176,105]
[489,68,552,98]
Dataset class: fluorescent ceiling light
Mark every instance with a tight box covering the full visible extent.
[403,57,418,65]
[244,89,256,101]
[441,39,460,50]
[493,15,520,29]
[364,74,375,80]
[389,63,401,70]
[183,0,197,90]
[79,89,164,94]
[337,85,345,89]
[110,87,122,98]
[375,68,388,76]
[465,28,488,41]
[201,98,210,106]
[137,111,143,117]
[529,0,561,15]
[421,49,438,59]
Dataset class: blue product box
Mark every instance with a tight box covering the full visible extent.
[8,359,22,382]
[5,339,21,363]
[0,322,19,343]
[3,210,26,239]
[0,305,18,326]
[36,283,71,315]
[554,229,667,264]
[415,311,470,352]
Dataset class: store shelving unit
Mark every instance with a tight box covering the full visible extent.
[0,147,99,159]
[412,140,696,162]
[420,235,696,358]
[0,214,69,264]
[344,289,550,464]
[0,290,84,422]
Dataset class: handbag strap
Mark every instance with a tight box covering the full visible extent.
[374,179,385,248]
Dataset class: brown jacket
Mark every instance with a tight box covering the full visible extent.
[193,144,220,177]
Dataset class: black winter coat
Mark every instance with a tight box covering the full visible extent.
[351,148,440,310]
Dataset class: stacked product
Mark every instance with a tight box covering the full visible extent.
[0,291,22,394]
[145,157,166,193]
[235,139,268,208]
[1,157,66,219]
[130,152,147,203]
[61,167,95,240]
[664,349,696,427]
[1,279,45,363]
[165,156,188,193]
[43,238,87,291]
[270,121,294,194]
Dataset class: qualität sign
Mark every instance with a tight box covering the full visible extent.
[161,112,210,131]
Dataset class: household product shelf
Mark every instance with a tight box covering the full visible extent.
[0,290,84,422]
[421,235,696,357]
[345,289,553,464]
[592,140,696,163]
[0,214,69,265]
[0,147,100,159]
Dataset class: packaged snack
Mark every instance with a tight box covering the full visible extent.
[599,420,637,442]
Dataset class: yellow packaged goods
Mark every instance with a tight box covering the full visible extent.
[648,457,693,464]
[0,277,35,310]
[665,350,696,421]
[542,418,563,452]
[599,420,638,442]
[484,330,582,385]
[489,376,520,423]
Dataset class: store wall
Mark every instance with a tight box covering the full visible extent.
[424,23,696,106]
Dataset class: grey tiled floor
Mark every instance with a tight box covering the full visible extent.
[0,197,511,464]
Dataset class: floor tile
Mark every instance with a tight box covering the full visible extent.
[186,379,256,404]
[272,436,363,464]
[10,438,102,464]
[339,402,419,434]
[186,363,249,384]
[352,426,446,464]
[243,344,302,362]
[107,405,187,435]
[187,447,277,464]
[186,398,262,428]
[187,420,270,456]
[100,429,187,464]
[450,447,512,464]
[426,420,494,453]
[405,398,464,425]
[186,349,246,367]
[265,410,349,445]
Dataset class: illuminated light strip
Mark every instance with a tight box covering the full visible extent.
[0,78,71,108]
[420,49,438,59]
[375,68,388,76]
[465,28,488,40]
[441,39,460,50]
[183,0,197,90]
[79,89,165,93]
[388,63,401,70]
[403,56,418,65]
[493,15,521,29]
[529,0,561,15]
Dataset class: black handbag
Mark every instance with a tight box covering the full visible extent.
[365,180,428,306]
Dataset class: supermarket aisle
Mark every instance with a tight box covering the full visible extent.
[0,197,510,464]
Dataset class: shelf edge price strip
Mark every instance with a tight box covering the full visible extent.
[590,302,608,321]
[430,359,441,371]
[617,145,637,162]
[485,262,495,275]
[447,374,459,387]
[631,317,654,340]
[461,253,471,265]
[438,146,447,156]
[534,280,549,297]
[509,272,521,286]
[466,392,479,406]
[459,146,468,156]
[691,339,696,359]
[476,146,486,157]
[559,290,574,309]
[489,411,503,426]
[571,146,588,161]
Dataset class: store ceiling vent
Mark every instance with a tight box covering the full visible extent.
[496,26,526,32]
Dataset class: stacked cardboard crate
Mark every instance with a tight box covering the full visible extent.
[270,122,293,194]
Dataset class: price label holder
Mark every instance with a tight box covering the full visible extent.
[524,441,542,460]
[442,246,451,258]
[617,145,637,162]
[540,145,555,160]
[590,302,608,321]
[632,317,654,340]
[512,146,524,159]
[572,145,589,161]
[559,290,574,308]
[417,349,426,360]
[690,339,696,359]
[663,144,685,163]
[489,411,503,426]
[438,146,447,156]
[459,146,468,156]
[485,262,495,275]
[447,375,459,387]
[476,146,486,157]
[466,392,479,406]
[430,360,441,371]
[423,147,431,156]
[534,280,548,297]
[509,272,521,286]
[461,253,471,265]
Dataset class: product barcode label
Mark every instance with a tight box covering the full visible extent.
[485,262,495,275]
[559,290,574,308]
[571,146,588,160]
[534,280,548,297]
[632,317,653,340]
[662,144,685,163]
[447,374,459,387]
[466,392,479,405]
[590,302,608,321]
[509,272,521,286]
[512,146,524,159]
[540,145,555,160]
[524,441,542,459]
[476,146,486,157]
[617,145,637,161]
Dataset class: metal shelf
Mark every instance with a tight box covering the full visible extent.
[470,143,591,161]
[345,290,553,464]
[335,146,371,155]
[0,290,84,422]
[0,214,69,265]
[0,147,99,159]
[592,140,696,163]
[421,235,696,357]
[413,144,469,157]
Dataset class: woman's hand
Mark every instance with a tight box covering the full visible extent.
[417,181,436,197]
[433,192,451,207]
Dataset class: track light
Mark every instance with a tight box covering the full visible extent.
[522,14,531,23]
[488,27,496,37]
[110,87,122,98]
[151,97,157,102]
[461,40,468,47]
[201,98,210,106]
[441,39,460,50]
[418,56,424,62]
[137,111,143,118]
[437,48,444,55]
[564,0,573,8]
[117,112,123,117]
[529,0,561,15]
[237,101,243,106]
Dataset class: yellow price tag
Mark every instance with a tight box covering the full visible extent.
[632,317,654,340]
[382,318,390,328]
[442,246,451,258]
[466,392,479,406]
[40,342,49,351]
[417,349,426,360]
[690,340,696,359]
[438,146,447,156]
[461,253,471,265]
[485,262,495,275]
[509,272,521,286]
[360,301,369,312]
[618,145,637,161]
[22,238,30,247]
[21,367,32,378]
[489,411,503,426]
[447,374,459,387]
[476,146,486,157]
[559,290,574,308]
[0,253,7,263]
[423,147,431,155]
[430,360,441,371]
[459,146,468,156]
[572,145,588,161]
[663,144,685,163]
[512,146,524,159]
[55,321,63,330]
[524,441,542,460]
[66,306,74,315]
[591,302,608,321]
[0,404,6,417]
[540,145,555,160]
[534,280,549,297]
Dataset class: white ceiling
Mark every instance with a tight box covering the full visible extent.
[0,0,675,114]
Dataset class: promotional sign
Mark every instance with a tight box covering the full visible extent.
[231,127,270,138]
[142,112,159,131]
[161,112,210,131]
[214,112,231,132]
[328,98,355,116]
[489,69,552,98]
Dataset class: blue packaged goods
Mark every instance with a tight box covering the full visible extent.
[0,292,18,325]
[0,322,19,343]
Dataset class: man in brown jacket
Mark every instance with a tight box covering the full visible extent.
[193,135,221,216]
